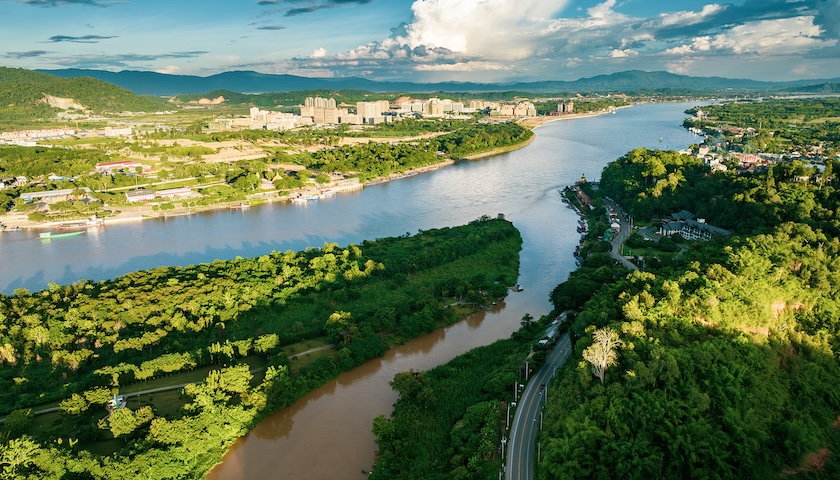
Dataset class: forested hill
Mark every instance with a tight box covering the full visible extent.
[39,67,840,96]
[0,67,169,114]
[539,149,840,479]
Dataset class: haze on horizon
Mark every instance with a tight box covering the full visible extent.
[1,0,839,84]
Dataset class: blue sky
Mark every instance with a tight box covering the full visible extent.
[2,0,838,83]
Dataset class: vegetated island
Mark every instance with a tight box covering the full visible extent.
[0,216,521,479]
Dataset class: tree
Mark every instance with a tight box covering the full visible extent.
[104,407,138,438]
[4,409,33,438]
[582,327,622,384]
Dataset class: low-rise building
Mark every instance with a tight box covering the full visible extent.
[96,160,143,174]
[125,189,155,203]
[658,211,731,241]
[155,187,196,199]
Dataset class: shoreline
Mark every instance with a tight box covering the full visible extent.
[0,159,457,231]
[0,108,632,231]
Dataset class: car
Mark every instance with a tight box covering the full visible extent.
[539,383,545,392]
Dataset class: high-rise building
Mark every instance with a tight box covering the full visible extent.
[305,97,336,109]
[558,101,574,114]
[357,101,382,120]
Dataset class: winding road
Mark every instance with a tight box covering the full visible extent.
[505,332,573,480]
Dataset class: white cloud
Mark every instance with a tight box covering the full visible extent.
[414,61,510,72]
[706,16,833,55]
[665,59,694,75]
[587,0,619,20]
[403,0,569,57]
[620,33,655,49]
[608,48,638,58]
[659,4,725,27]
[288,0,838,82]
[564,57,582,68]
[664,44,693,55]
[155,65,181,74]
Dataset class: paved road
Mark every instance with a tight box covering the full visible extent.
[506,332,573,480]
[0,345,334,423]
[603,199,639,271]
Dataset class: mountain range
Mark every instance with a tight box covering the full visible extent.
[36,69,840,97]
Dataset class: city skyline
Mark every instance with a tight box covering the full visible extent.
[1,0,839,83]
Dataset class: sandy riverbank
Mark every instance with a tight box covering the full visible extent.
[517,105,634,129]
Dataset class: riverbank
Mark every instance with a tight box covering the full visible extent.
[0,159,458,231]
[459,134,536,160]
[1,111,628,232]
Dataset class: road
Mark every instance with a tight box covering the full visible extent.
[505,332,573,480]
[0,345,334,423]
[603,198,639,271]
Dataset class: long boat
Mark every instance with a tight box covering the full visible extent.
[39,231,84,239]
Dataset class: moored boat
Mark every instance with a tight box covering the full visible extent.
[40,230,84,239]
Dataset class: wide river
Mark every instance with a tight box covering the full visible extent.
[0,102,703,479]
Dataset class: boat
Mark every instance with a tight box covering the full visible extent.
[58,216,103,229]
[40,231,84,239]
[512,284,523,292]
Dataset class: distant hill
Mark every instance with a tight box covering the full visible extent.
[38,68,840,97]
[783,82,840,94]
[0,67,169,113]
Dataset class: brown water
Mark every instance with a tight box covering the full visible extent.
[207,303,522,480]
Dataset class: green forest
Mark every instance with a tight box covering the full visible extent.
[542,149,840,479]
[0,216,521,479]
[369,147,840,480]
[0,67,168,129]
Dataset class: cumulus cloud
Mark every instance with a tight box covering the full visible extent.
[608,48,638,58]
[668,17,834,56]
[292,0,572,78]
[310,47,327,58]
[659,4,725,27]
[288,0,837,81]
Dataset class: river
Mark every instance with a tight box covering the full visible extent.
[0,101,703,479]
